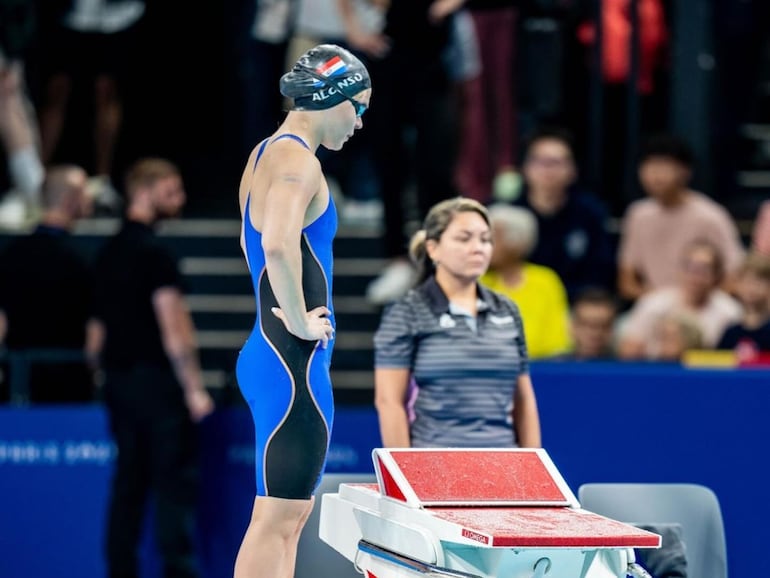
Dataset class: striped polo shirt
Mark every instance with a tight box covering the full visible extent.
[374,276,529,448]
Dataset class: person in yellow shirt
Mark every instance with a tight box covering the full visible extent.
[481,204,571,358]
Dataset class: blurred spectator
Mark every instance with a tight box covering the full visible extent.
[618,134,745,301]
[292,0,386,69]
[480,203,571,358]
[582,0,667,98]
[0,0,44,227]
[577,0,668,95]
[358,0,463,305]
[90,158,213,578]
[0,164,94,402]
[37,0,146,212]
[517,0,578,137]
[618,239,742,359]
[753,200,770,256]
[654,311,704,362]
[240,0,293,162]
[286,0,385,226]
[338,0,390,57]
[373,197,540,448]
[562,287,619,361]
[717,252,770,356]
[455,0,520,204]
[513,126,615,301]
[337,0,390,225]
[576,0,669,209]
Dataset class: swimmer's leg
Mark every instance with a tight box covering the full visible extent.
[233,495,314,578]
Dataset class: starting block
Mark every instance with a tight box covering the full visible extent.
[319,448,660,578]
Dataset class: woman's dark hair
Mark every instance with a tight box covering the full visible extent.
[572,287,619,313]
[409,197,490,283]
[523,126,577,161]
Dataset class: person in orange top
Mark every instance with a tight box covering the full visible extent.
[577,0,668,95]
[576,0,668,212]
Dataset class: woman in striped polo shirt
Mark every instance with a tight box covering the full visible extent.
[373,197,541,448]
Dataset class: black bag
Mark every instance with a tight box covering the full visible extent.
[635,523,688,578]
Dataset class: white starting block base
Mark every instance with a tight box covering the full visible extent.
[354,541,630,578]
[320,449,660,578]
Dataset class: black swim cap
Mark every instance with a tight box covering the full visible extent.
[280,44,371,112]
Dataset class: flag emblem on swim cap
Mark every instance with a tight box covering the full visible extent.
[312,56,348,86]
[280,44,371,111]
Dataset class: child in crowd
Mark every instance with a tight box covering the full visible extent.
[717,252,770,357]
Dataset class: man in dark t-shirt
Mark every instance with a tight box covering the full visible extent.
[513,127,615,301]
[0,164,93,402]
[91,158,213,578]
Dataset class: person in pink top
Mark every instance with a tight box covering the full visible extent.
[618,239,742,359]
[617,134,745,301]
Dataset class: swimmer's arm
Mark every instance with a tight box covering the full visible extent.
[513,374,541,448]
[261,152,322,334]
[374,368,412,448]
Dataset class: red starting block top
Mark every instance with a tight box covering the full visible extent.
[373,448,579,508]
[336,482,662,550]
[431,507,661,548]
